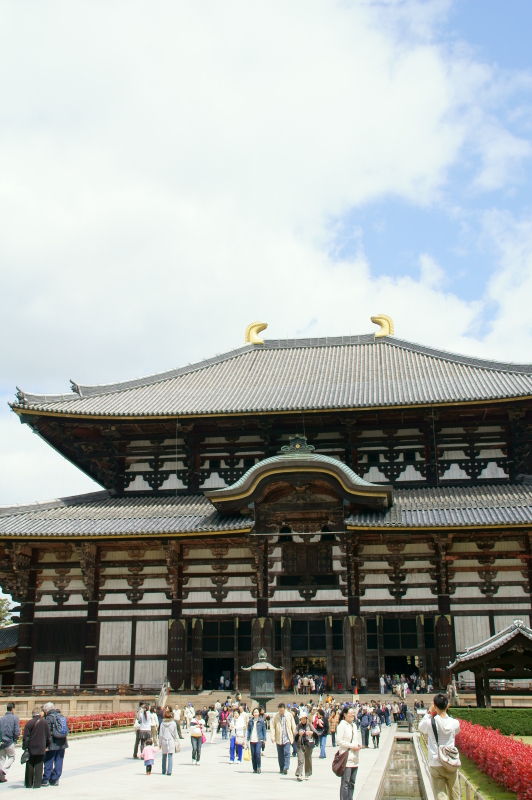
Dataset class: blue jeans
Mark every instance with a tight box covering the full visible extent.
[230,737,243,762]
[43,749,64,784]
[222,726,228,739]
[162,753,173,774]
[250,741,262,771]
[276,742,291,772]
[320,734,327,757]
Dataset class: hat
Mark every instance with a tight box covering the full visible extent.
[299,709,308,719]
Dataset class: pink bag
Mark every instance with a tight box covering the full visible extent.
[201,730,206,744]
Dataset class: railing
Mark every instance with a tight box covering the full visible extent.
[18,717,134,736]
[418,733,487,800]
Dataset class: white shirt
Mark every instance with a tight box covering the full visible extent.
[418,713,460,767]
[173,708,181,721]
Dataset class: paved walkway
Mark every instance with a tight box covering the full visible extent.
[4,724,396,798]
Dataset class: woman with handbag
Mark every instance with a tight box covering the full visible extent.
[294,709,318,782]
[369,710,381,748]
[22,708,51,789]
[229,710,245,764]
[335,707,361,800]
[159,709,179,776]
[189,714,205,765]
[246,708,266,774]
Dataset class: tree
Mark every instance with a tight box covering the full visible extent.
[0,597,13,627]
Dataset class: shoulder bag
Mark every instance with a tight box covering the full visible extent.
[332,723,354,778]
[431,716,461,773]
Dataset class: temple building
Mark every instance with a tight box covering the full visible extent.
[1,319,532,693]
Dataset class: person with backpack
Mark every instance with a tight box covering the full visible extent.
[42,703,69,787]
[23,708,51,789]
[418,693,461,800]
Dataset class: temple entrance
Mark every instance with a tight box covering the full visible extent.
[384,655,419,677]
[292,656,327,675]
[202,657,233,690]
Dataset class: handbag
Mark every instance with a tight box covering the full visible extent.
[332,749,349,777]
[371,725,381,736]
[21,750,30,765]
[431,716,461,773]
[235,736,245,746]
[201,730,207,744]
[244,747,251,761]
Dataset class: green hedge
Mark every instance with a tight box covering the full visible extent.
[449,708,532,736]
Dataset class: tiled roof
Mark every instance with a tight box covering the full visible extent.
[12,335,532,417]
[346,484,532,528]
[0,493,251,538]
[450,619,532,669]
[0,624,18,651]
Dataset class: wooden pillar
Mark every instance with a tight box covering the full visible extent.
[13,546,35,688]
[252,618,262,663]
[435,615,454,690]
[263,617,273,662]
[484,668,492,708]
[416,615,427,680]
[234,618,239,691]
[168,616,186,691]
[475,671,486,708]
[192,618,203,690]
[326,616,334,690]
[343,617,353,691]
[353,616,366,688]
[129,620,137,685]
[82,600,99,687]
[282,617,292,690]
[377,615,385,678]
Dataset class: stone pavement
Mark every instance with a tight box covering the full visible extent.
[4,723,397,799]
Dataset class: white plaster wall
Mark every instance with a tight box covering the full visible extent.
[135,621,168,656]
[58,661,82,688]
[494,615,530,632]
[99,621,132,655]
[133,660,167,687]
[454,616,490,653]
[97,660,130,686]
[33,662,55,687]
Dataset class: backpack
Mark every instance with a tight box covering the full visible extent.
[52,714,69,738]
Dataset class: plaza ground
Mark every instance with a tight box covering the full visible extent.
[3,723,397,799]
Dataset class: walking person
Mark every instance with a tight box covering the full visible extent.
[150,705,159,745]
[136,704,152,759]
[328,708,339,747]
[294,709,317,782]
[357,706,371,749]
[141,737,157,775]
[418,694,461,800]
[220,706,230,740]
[246,707,266,774]
[184,703,194,731]
[0,702,20,782]
[207,705,218,743]
[133,701,144,758]
[173,704,184,739]
[190,712,205,765]
[316,708,329,758]
[22,708,51,789]
[270,702,296,775]
[336,706,361,800]
[229,709,245,763]
[369,709,381,748]
[159,709,179,776]
[42,703,68,787]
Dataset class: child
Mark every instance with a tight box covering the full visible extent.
[141,737,157,774]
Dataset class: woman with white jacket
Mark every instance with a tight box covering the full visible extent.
[336,707,362,800]
[159,710,179,776]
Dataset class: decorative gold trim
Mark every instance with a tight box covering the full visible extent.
[0,527,253,542]
[371,314,394,338]
[244,322,267,345]
[209,466,391,504]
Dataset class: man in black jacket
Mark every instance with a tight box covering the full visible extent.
[0,702,20,782]
[42,703,68,787]
[358,707,371,748]
[23,708,51,789]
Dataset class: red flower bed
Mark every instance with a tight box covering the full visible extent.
[20,711,136,734]
[456,719,532,800]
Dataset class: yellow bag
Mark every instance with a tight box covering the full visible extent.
[244,747,251,761]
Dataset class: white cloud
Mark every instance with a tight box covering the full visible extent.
[0,0,531,503]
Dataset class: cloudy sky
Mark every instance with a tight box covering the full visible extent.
[1,0,532,506]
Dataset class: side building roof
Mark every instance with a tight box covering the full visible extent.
[11,334,532,418]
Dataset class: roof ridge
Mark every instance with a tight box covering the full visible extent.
[13,334,532,405]
[0,490,111,518]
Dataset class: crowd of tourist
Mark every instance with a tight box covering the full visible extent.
[377,672,434,696]
[0,701,69,788]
